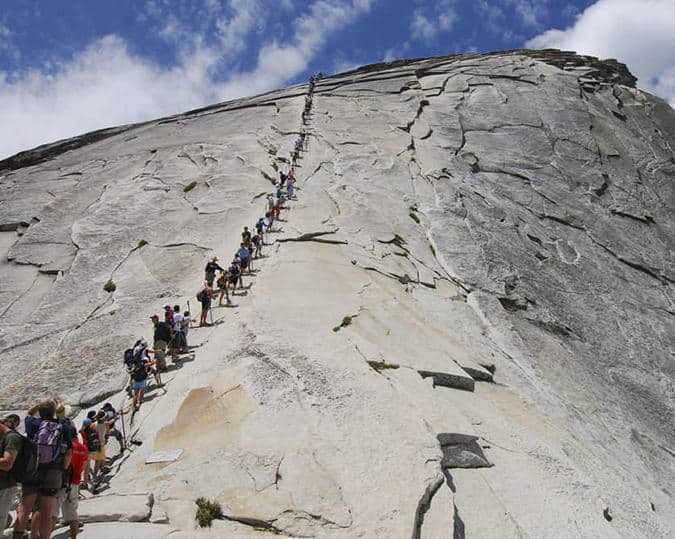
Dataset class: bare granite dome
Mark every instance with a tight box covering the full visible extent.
[0,50,673,538]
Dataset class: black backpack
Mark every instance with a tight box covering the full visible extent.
[84,426,101,453]
[4,432,38,483]
[123,348,134,368]
[196,288,206,302]
[131,358,147,382]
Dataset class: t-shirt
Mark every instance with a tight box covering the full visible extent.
[237,247,250,260]
[67,440,88,486]
[0,430,22,489]
[173,312,183,333]
[182,316,191,336]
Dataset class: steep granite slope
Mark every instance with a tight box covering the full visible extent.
[0,50,673,538]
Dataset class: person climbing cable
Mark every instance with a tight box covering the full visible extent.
[204,257,223,286]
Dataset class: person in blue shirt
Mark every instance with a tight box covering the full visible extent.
[237,243,252,274]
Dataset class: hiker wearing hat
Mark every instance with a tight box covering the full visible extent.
[151,314,171,371]
[14,401,73,539]
[0,414,21,535]
[204,257,223,286]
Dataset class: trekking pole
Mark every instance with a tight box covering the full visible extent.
[120,409,127,450]
[209,305,214,325]
[187,300,192,327]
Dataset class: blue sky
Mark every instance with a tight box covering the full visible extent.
[0,0,673,159]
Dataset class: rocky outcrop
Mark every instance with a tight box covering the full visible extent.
[0,50,673,538]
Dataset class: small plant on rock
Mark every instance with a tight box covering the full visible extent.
[103,280,116,293]
[183,180,197,192]
[332,315,355,332]
[409,212,420,224]
[272,161,279,172]
[137,239,148,249]
[367,360,400,373]
[195,497,222,528]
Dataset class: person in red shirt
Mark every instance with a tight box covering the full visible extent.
[59,435,87,538]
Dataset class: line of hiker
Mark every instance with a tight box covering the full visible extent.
[1,400,128,538]
[0,72,319,539]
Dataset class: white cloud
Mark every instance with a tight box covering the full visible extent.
[215,0,263,54]
[0,0,374,159]
[410,0,457,43]
[527,0,675,106]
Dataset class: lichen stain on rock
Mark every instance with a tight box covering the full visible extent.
[155,382,256,451]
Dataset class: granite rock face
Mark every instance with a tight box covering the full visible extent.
[0,50,673,538]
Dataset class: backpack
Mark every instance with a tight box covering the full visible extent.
[230,264,240,277]
[196,288,206,302]
[123,348,135,368]
[131,358,147,382]
[84,426,101,453]
[4,432,38,483]
[33,420,64,465]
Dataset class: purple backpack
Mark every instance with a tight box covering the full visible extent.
[34,420,64,465]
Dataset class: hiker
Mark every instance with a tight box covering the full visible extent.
[101,403,126,455]
[91,411,107,484]
[197,281,213,326]
[134,339,162,388]
[79,417,101,489]
[265,210,274,233]
[181,310,191,348]
[204,256,224,286]
[228,260,242,292]
[58,427,86,539]
[169,305,184,359]
[151,314,172,371]
[0,414,21,535]
[216,271,230,306]
[14,400,73,539]
[163,304,174,327]
[279,171,287,187]
[238,243,252,274]
[251,233,262,259]
[242,226,252,245]
[287,175,295,199]
[256,217,267,244]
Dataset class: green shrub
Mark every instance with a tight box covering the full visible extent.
[367,360,400,373]
[272,161,279,171]
[195,497,222,528]
[183,181,197,192]
[137,239,148,249]
[253,191,267,200]
[409,212,420,224]
[333,315,355,333]
[429,243,436,257]
[103,280,116,293]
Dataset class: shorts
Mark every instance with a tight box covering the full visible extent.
[132,379,147,390]
[22,466,63,497]
[56,485,79,522]
[90,449,106,462]
[229,276,238,285]
[201,298,211,309]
